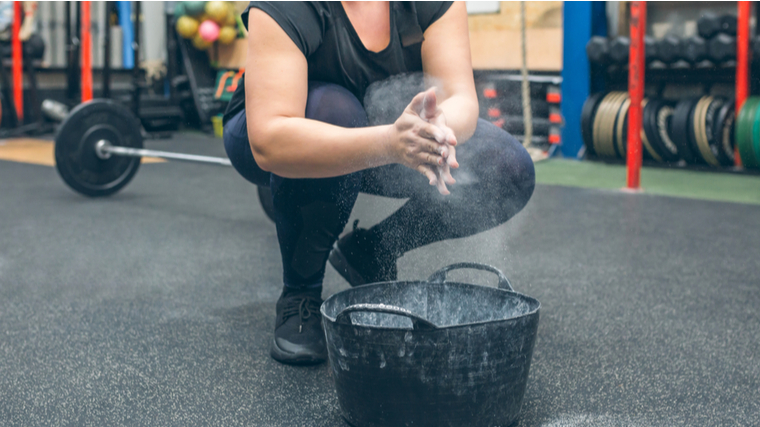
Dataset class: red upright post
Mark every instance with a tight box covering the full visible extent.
[12,1,23,121]
[736,1,751,167]
[626,1,646,190]
[81,1,93,102]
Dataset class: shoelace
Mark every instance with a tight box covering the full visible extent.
[282,296,322,333]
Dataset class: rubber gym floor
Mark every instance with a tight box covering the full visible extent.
[1,134,759,427]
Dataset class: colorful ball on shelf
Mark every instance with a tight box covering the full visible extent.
[198,20,220,42]
[205,1,229,24]
[224,10,237,27]
[174,2,186,17]
[176,16,200,39]
[192,33,213,50]
[184,1,206,17]
[218,26,237,44]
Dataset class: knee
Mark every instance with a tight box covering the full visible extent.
[475,123,535,216]
[502,132,536,210]
[223,111,271,186]
[305,82,368,128]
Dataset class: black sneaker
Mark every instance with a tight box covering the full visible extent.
[328,220,398,287]
[270,287,327,365]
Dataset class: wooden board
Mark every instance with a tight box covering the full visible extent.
[469,28,563,71]
[467,1,563,71]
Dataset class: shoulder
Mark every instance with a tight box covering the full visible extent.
[413,1,455,32]
[243,2,332,57]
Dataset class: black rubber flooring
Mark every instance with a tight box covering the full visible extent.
[1,133,759,426]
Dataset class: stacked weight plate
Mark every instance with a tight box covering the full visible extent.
[671,96,736,166]
[582,92,737,167]
[735,97,760,168]
[581,92,681,162]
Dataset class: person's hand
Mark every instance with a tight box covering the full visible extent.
[419,89,459,194]
[386,89,453,191]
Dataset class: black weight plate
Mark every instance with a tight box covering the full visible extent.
[686,97,708,165]
[637,99,660,162]
[671,98,700,164]
[620,99,657,161]
[614,97,631,159]
[647,100,680,162]
[581,93,605,156]
[55,99,143,197]
[703,97,725,166]
[642,99,666,161]
[713,99,735,166]
[642,100,662,160]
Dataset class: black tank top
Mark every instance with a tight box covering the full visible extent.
[222,1,453,124]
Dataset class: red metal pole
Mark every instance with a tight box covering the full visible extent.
[81,1,93,102]
[12,1,23,121]
[626,1,646,190]
[736,1,751,167]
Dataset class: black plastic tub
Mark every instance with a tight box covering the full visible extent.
[321,263,541,427]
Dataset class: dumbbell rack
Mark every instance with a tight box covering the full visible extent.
[587,1,758,186]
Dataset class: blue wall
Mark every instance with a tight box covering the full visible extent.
[560,2,592,159]
[118,1,134,69]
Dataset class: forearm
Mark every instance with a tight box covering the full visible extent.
[248,116,393,179]
[437,93,479,144]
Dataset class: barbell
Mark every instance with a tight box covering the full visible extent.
[54,99,276,219]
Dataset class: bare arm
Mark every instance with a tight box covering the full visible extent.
[245,9,446,179]
[420,2,479,144]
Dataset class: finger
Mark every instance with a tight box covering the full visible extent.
[407,91,427,116]
[446,145,459,169]
[445,128,458,147]
[422,88,438,120]
[420,151,444,167]
[413,136,448,157]
[416,165,438,186]
[419,123,446,144]
[434,167,450,195]
[440,162,456,184]
[431,115,458,146]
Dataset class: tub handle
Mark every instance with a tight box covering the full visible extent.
[335,304,438,330]
[428,262,514,292]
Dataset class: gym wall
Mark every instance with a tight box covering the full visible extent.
[467,1,563,71]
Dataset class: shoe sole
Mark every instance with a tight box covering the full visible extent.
[270,338,327,366]
[328,245,368,287]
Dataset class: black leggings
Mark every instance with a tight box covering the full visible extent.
[223,82,535,288]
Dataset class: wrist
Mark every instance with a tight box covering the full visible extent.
[377,124,396,165]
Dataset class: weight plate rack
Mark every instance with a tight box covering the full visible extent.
[581,92,740,167]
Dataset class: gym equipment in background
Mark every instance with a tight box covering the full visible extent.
[54,98,276,220]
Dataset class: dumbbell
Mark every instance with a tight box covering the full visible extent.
[752,36,760,62]
[656,35,682,64]
[23,34,46,60]
[645,37,658,63]
[586,36,610,64]
[698,13,737,39]
[707,33,736,63]
[607,36,657,65]
[682,35,708,64]
[608,36,630,64]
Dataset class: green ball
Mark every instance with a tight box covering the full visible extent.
[184,1,206,17]
[174,2,186,17]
